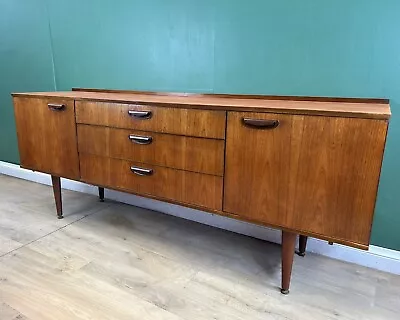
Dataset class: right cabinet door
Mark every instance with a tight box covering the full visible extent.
[224,111,388,245]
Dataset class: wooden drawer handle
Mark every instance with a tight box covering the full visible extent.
[128,134,153,145]
[128,110,152,119]
[242,118,279,129]
[130,166,153,176]
[48,103,65,111]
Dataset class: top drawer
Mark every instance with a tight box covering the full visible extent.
[75,101,226,139]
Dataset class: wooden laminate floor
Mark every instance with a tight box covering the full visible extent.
[0,174,399,320]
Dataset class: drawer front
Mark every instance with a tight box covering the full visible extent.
[77,125,225,176]
[13,97,80,179]
[76,101,226,139]
[224,111,388,245]
[80,154,223,210]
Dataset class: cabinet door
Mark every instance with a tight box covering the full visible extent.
[13,97,80,179]
[224,111,388,246]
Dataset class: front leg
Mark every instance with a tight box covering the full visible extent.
[51,175,63,219]
[281,231,297,294]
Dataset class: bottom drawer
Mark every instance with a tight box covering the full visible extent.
[80,154,223,211]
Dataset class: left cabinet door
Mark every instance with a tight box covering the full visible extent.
[13,97,80,179]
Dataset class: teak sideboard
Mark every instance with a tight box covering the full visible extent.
[12,88,391,294]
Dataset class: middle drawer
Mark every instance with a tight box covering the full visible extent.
[77,125,225,176]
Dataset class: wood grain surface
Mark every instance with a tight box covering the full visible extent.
[224,111,388,246]
[71,87,390,104]
[13,90,391,120]
[11,91,390,251]
[77,125,225,176]
[75,101,226,139]
[80,154,223,210]
[13,97,80,179]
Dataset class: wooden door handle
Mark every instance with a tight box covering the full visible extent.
[242,118,279,129]
[130,166,153,176]
[47,103,66,111]
[128,134,153,145]
[128,110,152,119]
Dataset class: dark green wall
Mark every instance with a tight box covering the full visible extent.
[1,0,399,249]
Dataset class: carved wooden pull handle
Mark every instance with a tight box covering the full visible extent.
[242,118,280,129]
[47,103,66,111]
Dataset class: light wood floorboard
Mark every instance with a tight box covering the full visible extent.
[0,174,399,319]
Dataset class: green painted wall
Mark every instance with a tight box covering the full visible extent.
[0,0,399,249]
[0,0,56,163]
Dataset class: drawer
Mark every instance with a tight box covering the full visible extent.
[80,154,223,210]
[77,125,225,176]
[75,101,226,139]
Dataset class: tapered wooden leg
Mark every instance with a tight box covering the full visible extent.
[297,235,308,257]
[51,175,63,219]
[98,187,105,202]
[281,231,297,294]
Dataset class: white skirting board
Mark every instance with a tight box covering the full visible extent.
[1,160,399,275]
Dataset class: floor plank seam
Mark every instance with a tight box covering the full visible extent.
[0,204,112,260]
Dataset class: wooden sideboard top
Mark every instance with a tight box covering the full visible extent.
[12,89,391,120]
